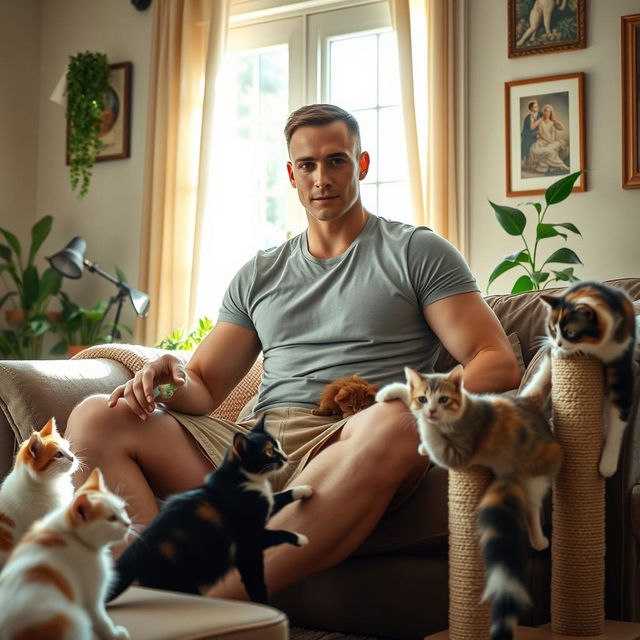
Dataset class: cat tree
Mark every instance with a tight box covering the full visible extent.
[427,354,640,640]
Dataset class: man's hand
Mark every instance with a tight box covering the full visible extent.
[108,354,187,420]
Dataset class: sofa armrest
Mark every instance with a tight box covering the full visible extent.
[0,358,133,478]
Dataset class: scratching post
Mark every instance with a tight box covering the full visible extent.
[551,354,605,636]
[447,465,492,640]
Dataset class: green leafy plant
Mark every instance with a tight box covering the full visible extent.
[0,215,62,359]
[155,317,214,351]
[487,171,584,294]
[65,51,110,198]
[50,292,132,355]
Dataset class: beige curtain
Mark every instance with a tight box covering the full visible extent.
[392,0,460,246]
[136,0,229,345]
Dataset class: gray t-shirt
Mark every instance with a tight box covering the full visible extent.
[218,215,479,413]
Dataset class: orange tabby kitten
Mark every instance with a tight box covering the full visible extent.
[312,375,378,418]
[0,418,78,570]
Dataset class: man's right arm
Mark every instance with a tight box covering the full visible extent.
[108,322,261,419]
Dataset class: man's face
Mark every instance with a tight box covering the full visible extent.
[286,120,369,223]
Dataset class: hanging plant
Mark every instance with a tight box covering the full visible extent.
[65,51,110,198]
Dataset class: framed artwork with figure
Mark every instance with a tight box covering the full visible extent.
[622,14,640,189]
[508,0,586,58]
[505,72,586,197]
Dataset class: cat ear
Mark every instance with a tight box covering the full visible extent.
[335,388,349,402]
[447,365,464,392]
[26,433,43,459]
[39,417,57,437]
[252,414,266,433]
[231,433,247,459]
[78,468,106,494]
[404,367,422,392]
[71,493,92,523]
[540,294,560,308]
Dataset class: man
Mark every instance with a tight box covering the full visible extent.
[65,104,521,599]
[521,100,541,166]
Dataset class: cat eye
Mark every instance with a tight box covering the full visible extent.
[565,329,576,338]
[108,515,118,522]
[265,449,276,458]
[54,451,64,458]
[438,396,449,405]
[417,396,428,404]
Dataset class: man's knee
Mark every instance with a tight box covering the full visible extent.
[66,394,132,447]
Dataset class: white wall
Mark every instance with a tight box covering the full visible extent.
[0,0,41,249]
[467,0,640,295]
[36,0,152,329]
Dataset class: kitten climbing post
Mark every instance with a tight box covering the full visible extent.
[551,353,605,635]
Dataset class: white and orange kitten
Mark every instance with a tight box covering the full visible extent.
[0,417,78,569]
[0,468,131,640]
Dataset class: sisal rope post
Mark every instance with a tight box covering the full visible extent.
[448,465,492,640]
[551,354,605,636]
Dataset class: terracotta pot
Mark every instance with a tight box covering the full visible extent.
[66,345,88,358]
[4,309,62,328]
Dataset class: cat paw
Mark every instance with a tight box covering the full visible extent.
[295,533,309,547]
[417,443,429,457]
[599,456,618,478]
[530,535,549,551]
[292,485,313,500]
[112,626,131,640]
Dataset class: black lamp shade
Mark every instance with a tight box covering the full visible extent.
[47,236,87,279]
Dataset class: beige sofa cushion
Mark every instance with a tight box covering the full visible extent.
[108,587,288,640]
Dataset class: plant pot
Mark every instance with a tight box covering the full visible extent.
[66,345,88,358]
[4,310,62,328]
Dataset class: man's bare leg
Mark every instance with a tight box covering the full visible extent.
[210,399,426,598]
[65,395,213,530]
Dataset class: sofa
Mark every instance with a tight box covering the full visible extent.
[0,277,639,640]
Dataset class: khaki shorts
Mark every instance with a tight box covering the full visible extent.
[164,406,350,492]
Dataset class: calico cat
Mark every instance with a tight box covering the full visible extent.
[538,280,637,477]
[312,375,379,418]
[107,414,311,604]
[0,417,78,570]
[0,468,131,640]
[377,365,563,640]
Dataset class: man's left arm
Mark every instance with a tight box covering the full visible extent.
[423,291,521,393]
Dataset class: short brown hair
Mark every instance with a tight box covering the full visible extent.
[284,104,361,152]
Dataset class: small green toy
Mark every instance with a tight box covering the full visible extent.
[153,383,177,401]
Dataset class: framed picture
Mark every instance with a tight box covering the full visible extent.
[505,72,586,197]
[96,62,132,161]
[622,14,640,189]
[65,61,132,164]
[508,0,586,59]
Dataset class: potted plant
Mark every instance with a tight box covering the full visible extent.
[155,316,214,351]
[487,171,584,294]
[65,51,110,198]
[51,292,133,357]
[0,215,62,359]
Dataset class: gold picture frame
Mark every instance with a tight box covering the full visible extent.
[622,14,640,189]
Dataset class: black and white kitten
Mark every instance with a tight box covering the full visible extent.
[107,415,311,604]
[537,280,637,477]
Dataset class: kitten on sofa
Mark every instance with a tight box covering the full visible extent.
[311,374,378,418]
[107,414,311,604]
[377,365,563,640]
[0,468,131,640]
[536,280,637,477]
[0,417,78,570]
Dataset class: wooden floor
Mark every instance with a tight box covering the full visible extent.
[426,620,640,640]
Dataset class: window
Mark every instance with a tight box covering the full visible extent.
[195,1,409,318]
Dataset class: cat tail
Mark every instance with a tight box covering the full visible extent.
[477,478,531,640]
[106,543,139,602]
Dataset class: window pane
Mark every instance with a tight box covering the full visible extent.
[378,105,406,182]
[361,183,378,214]
[378,181,412,223]
[379,31,400,106]
[329,34,377,110]
[354,107,378,183]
